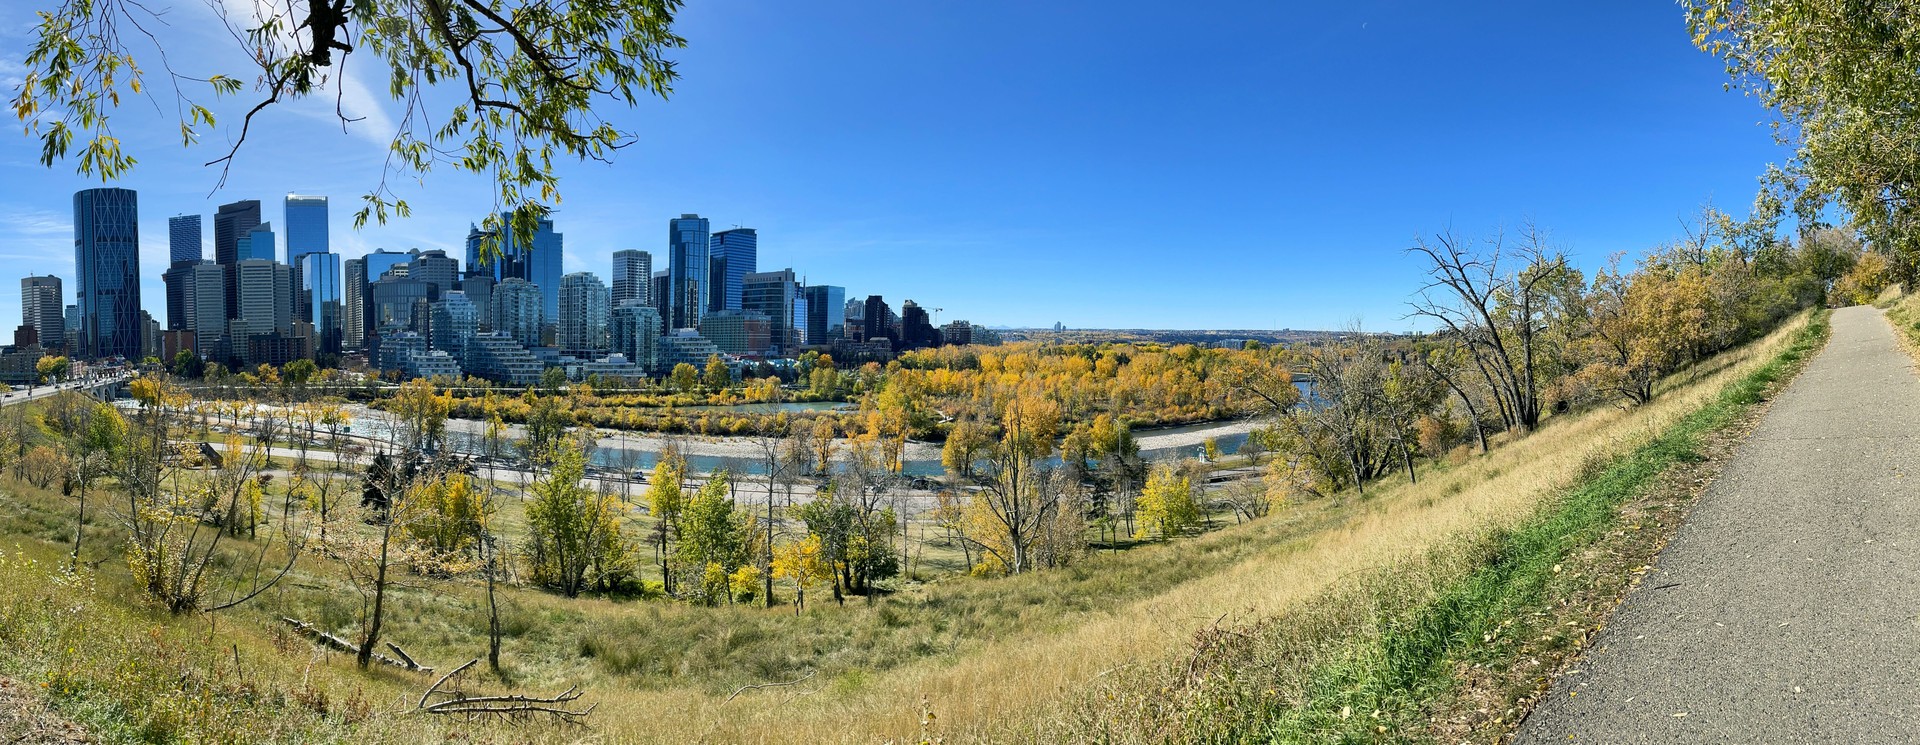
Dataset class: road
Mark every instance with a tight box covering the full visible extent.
[1514,306,1920,743]
[0,375,128,407]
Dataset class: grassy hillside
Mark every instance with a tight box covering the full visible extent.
[0,312,1822,743]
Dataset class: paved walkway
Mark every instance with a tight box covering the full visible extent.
[1514,306,1920,743]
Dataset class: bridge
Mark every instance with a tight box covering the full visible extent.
[0,373,133,407]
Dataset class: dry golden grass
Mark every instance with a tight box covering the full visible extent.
[517,315,1812,744]
[0,316,1810,744]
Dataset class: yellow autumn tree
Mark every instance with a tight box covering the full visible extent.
[1134,463,1199,540]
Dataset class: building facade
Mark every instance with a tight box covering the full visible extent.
[611,249,651,308]
[298,251,343,355]
[698,309,771,357]
[213,199,261,322]
[74,188,143,359]
[491,277,545,348]
[20,275,64,352]
[610,301,663,373]
[667,214,709,330]
[429,291,479,358]
[742,269,806,354]
[802,284,845,347]
[708,227,756,313]
[466,212,562,324]
[557,272,610,355]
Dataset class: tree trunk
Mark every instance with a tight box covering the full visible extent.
[486,540,502,675]
[71,480,84,573]
[359,522,394,670]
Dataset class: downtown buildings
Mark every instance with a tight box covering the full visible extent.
[30,189,995,384]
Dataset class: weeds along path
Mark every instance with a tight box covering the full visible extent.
[604,320,1814,742]
[1515,305,1920,743]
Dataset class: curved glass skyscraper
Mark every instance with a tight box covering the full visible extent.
[668,214,709,330]
[73,188,143,359]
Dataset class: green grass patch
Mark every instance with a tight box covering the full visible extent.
[1062,311,1830,744]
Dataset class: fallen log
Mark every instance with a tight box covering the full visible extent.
[417,658,594,723]
[280,617,434,673]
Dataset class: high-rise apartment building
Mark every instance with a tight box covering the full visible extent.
[844,299,866,341]
[667,214,709,330]
[708,227,756,313]
[20,276,63,351]
[610,301,663,373]
[429,291,479,358]
[557,272,610,355]
[74,188,143,359]
[611,249,651,307]
[492,277,544,348]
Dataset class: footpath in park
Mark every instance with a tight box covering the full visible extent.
[1514,306,1920,743]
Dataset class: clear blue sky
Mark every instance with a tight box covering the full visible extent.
[0,1,1786,332]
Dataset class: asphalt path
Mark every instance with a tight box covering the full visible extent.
[1514,306,1920,743]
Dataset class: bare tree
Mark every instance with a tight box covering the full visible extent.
[1407,225,1570,433]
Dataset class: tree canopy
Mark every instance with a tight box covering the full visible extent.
[12,0,685,252]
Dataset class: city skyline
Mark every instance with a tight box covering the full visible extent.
[0,3,1791,333]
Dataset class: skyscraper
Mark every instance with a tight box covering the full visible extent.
[668,214,709,330]
[20,276,63,350]
[283,195,329,261]
[163,215,203,330]
[709,227,756,313]
[299,251,343,355]
[558,272,610,355]
[651,270,670,320]
[864,295,893,349]
[214,200,261,321]
[802,284,846,347]
[284,195,328,326]
[466,212,562,323]
[239,223,276,262]
[343,257,366,351]
[233,259,293,339]
[351,249,414,346]
[190,262,225,359]
[901,300,935,349]
[73,188,142,359]
[169,214,203,264]
[406,249,460,298]
[743,269,805,353]
[611,249,651,307]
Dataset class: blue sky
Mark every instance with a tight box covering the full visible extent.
[0,1,1787,331]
